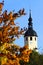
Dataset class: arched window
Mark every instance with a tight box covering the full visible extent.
[30,37,32,40]
[35,37,36,41]
[26,37,28,41]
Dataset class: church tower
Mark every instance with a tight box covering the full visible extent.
[24,10,38,51]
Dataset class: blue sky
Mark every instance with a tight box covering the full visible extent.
[1,0,43,53]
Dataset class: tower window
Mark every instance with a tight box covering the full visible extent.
[30,37,32,40]
[26,37,28,41]
[35,37,36,41]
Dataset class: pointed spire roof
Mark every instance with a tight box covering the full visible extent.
[24,10,38,37]
[28,10,33,29]
[28,10,32,22]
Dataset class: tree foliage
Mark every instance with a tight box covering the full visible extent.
[0,1,26,44]
[20,51,43,65]
[27,50,43,65]
[0,1,32,65]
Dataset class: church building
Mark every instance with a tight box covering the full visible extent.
[24,11,38,51]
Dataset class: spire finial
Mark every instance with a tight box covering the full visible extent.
[28,9,32,22]
[28,10,33,29]
[29,9,31,19]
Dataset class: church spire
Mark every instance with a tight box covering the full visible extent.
[28,10,33,29]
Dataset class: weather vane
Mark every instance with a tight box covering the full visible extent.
[0,0,4,14]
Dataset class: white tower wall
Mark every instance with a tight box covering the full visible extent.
[24,36,37,50]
